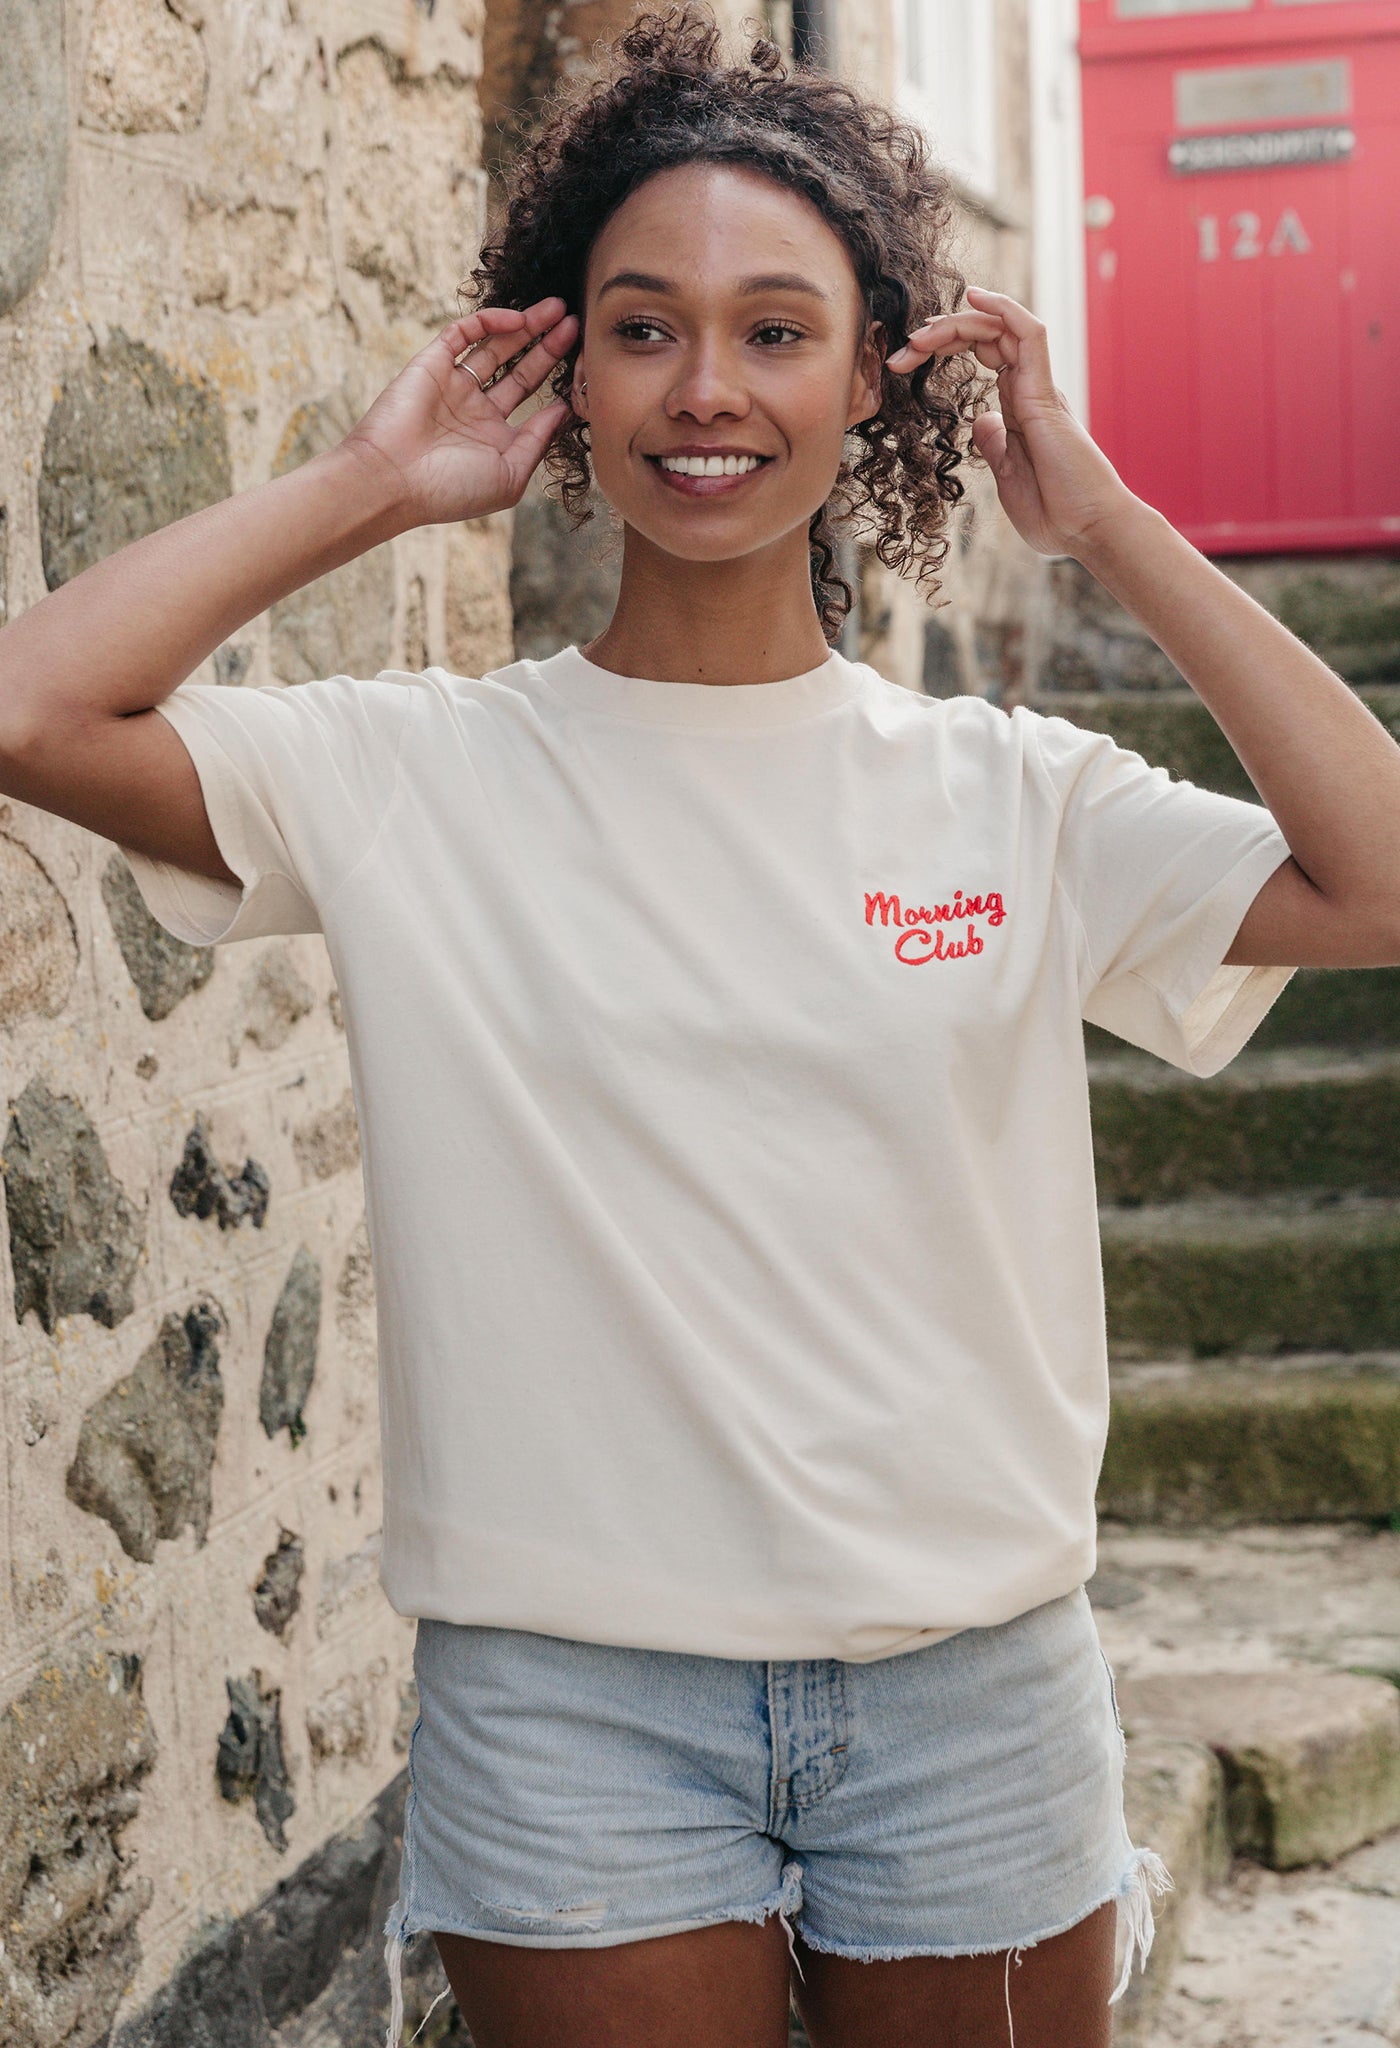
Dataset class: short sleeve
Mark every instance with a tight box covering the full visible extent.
[1027,709,1298,1076]
[118,670,417,946]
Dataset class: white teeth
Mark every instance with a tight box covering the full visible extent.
[658,453,764,477]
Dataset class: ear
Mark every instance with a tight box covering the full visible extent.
[847,320,885,428]
[570,360,588,417]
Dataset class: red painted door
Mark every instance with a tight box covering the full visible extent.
[1079,0,1400,553]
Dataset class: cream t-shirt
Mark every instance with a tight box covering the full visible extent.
[122,645,1296,1661]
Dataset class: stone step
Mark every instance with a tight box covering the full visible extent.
[1088,1046,1400,1203]
[1113,1669,1400,1871]
[1101,1194,1400,1358]
[1112,1737,1230,2048]
[1100,1355,1400,1525]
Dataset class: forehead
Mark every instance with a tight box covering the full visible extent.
[583,160,860,302]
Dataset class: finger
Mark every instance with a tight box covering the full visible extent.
[970,410,1009,471]
[444,299,568,382]
[964,286,1056,397]
[885,311,1004,372]
[502,394,572,494]
[480,313,578,416]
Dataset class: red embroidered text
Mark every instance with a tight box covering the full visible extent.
[864,888,1007,966]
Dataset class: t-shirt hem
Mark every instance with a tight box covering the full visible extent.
[1161,830,1298,1076]
[378,1544,1096,1662]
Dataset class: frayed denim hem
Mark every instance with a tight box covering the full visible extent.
[791,1843,1174,2007]
[381,1859,807,2044]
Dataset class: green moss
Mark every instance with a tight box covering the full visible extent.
[1100,1371,1400,1523]
[1090,1064,1400,1202]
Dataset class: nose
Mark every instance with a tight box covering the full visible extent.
[664,341,752,425]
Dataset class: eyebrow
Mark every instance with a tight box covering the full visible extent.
[595,269,831,303]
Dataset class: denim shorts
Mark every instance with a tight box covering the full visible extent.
[383,1586,1170,2045]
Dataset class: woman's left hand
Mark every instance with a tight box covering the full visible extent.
[885,285,1137,558]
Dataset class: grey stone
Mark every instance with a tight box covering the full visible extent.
[392,1677,419,1753]
[101,851,215,1020]
[0,0,67,318]
[1115,1668,1400,1869]
[293,1089,361,1181]
[920,613,961,697]
[259,1245,321,1445]
[66,1299,225,1563]
[213,641,254,686]
[3,1076,144,1332]
[228,946,315,1066]
[0,833,80,1028]
[169,1112,271,1230]
[112,1772,463,2047]
[509,480,620,663]
[217,1673,295,1854]
[267,393,393,683]
[38,330,232,592]
[252,1528,305,1639]
[0,1643,157,2048]
[1113,1736,1229,2048]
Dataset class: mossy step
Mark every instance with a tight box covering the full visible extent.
[1040,686,1400,804]
[1101,1354,1400,1524]
[1089,1047,1400,1202]
[1101,1194,1400,1357]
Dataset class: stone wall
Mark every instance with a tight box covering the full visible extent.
[0,3,503,2042]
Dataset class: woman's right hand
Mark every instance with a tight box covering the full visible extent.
[339,297,579,530]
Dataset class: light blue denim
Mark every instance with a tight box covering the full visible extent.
[383,1587,1170,2044]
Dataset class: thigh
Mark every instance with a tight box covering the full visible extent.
[791,1897,1117,2048]
[433,1914,795,2048]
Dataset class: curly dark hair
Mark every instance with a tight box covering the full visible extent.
[461,2,987,644]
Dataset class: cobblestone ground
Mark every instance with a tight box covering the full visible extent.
[1095,1523,1400,2046]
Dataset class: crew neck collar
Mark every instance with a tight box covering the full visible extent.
[529,643,868,730]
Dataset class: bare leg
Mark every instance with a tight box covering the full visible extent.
[432,1912,794,2048]
[792,1896,1119,2048]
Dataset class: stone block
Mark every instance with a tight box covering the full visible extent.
[446,512,515,677]
[169,1112,271,1232]
[0,832,80,1028]
[217,1671,295,1854]
[253,1528,305,1639]
[1100,1194,1400,1358]
[0,1644,158,2048]
[1101,1360,1400,1525]
[101,852,215,1022]
[335,39,483,326]
[1113,1736,1229,2048]
[39,332,232,591]
[3,1076,145,1333]
[227,946,316,1067]
[0,0,67,317]
[79,0,208,135]
[1115,1669,1400,1869]
[509,479,620,664]
[66,1299,226,1562]
[268,393,394,684]
[258,1244,322,1446]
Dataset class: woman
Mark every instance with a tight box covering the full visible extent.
[3,8,1398,2045]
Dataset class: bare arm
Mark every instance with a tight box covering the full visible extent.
[1071,501,1400,969]
[890,288,1400,969]
[0,298,577,883]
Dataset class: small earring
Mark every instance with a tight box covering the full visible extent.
[580,379,588,394]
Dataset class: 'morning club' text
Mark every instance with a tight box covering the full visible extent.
[864,888,1007,966]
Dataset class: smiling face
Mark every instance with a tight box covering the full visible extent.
[570,160,884,566]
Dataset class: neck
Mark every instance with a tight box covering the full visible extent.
[580,520,836,686]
